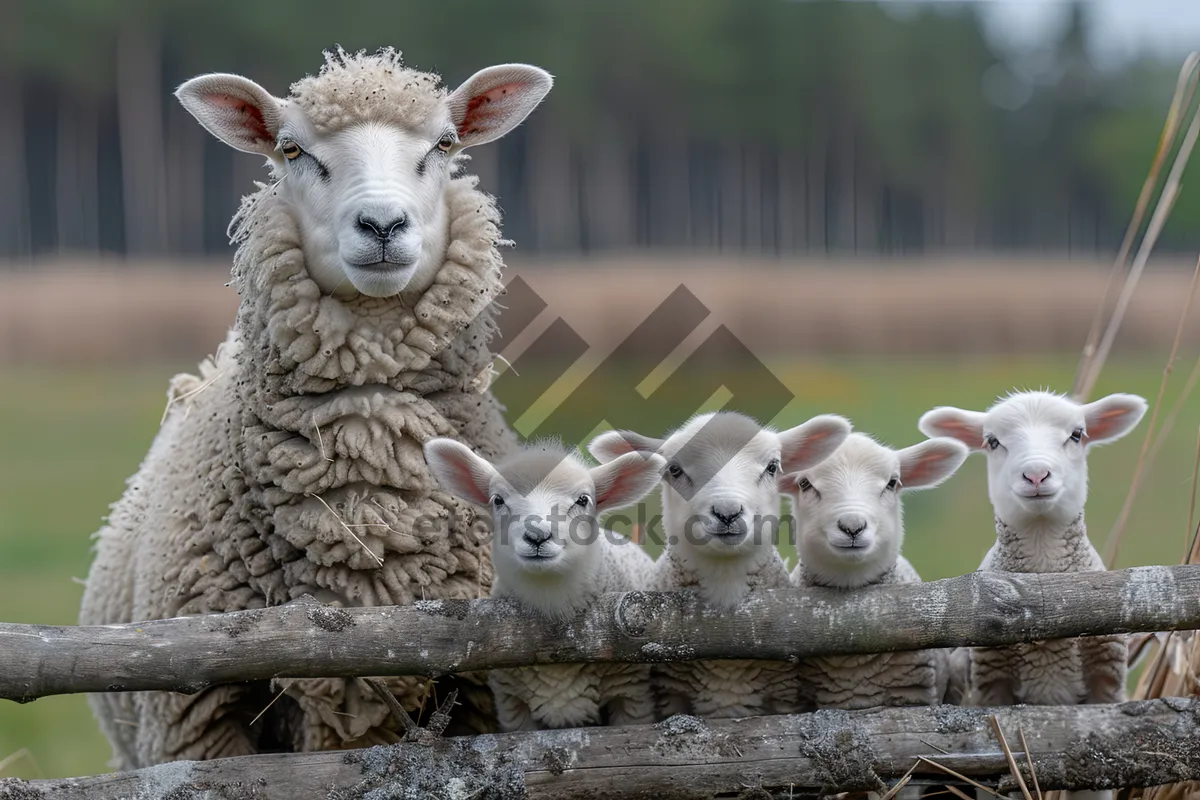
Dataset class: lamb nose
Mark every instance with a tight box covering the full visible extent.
[837,516,867,537]
[711,505,744,525]
[522,528,552,546]
[1022,469,1050,487]
[357,212,408,240]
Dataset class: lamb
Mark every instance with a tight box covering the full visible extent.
[783,432,968,711]
[78,47,552,768]
[918,390,1146,716]
[423,438,664,731]
[589,410,851,719]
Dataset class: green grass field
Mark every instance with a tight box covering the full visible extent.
[0,355,1196,779]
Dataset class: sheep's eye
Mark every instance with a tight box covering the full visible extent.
[765,459,780,477]
[491,494,505,508]
[667,463,683,479]
[436,134,456,153]
[280,141,303,161]
[1069,428,1083,444]
[985,435,1001,451]
[885,477,900,492]
[575,494,590,508]
[798,477,814,492]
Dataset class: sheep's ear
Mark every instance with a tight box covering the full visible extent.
[587,430,666,464]
[778,414,852,473]
[1082,393,1148,446]
[423,438,496,506]
[897,438,969,491]
[447,64,553,149]
[175,73,286,158]
[591,453,665,512]
[918,407,988,450]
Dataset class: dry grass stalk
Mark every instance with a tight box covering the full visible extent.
[917,757,1007,800]
[307,491,385,568]
[0,748,40,779]
[1073,52,1200,399]
[1104,255,1200,566]
[989,716,1035,800]
[1073,52,1200,402]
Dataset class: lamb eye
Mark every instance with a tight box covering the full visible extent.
[491,494,505,508]
[667,463,683,479]
[436,134,456,153]
[985,435,1001,451]
[885,477,900,492]
[765,459,780,477]
[798,477,813,492]
[1069,428,1083,444]
[575,494,590,508]
[280,141,302,161]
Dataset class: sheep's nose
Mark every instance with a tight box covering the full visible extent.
[522,526,552,547]
[837,515,868,537]
[1022,469,1051,488]
[357,211,408,240]
[711,503,744,526]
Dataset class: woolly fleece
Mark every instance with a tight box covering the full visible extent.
[490,536,657,731]
[80,53,518,769]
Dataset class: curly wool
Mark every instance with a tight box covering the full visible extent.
[793,557,950,710]
[288,47,449,136]
[490,540,657,731]
[80,168,517,768]
[651,551,800,719]
[969,515,1127,708]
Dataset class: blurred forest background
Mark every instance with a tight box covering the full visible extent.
[3,0,1200,782]
[2,0,1199,258]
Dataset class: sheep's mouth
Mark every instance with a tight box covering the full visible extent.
[1016,489,1059,501]
[348,259,417,272]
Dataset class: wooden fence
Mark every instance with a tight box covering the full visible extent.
[2,565,1200,799]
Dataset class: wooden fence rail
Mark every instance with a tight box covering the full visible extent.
[2,565,1199,702]
[2,699,1198,799]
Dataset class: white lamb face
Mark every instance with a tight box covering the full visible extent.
[589,411,851,561]
[785,433,967,584]
[175,62,552,299]
[919,391,1147,529]
[423,439,662,582]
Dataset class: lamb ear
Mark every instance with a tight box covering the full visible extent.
[778,414,852,473]
[1082,393,1148,446]
[423,438,497,506]
[447,64,553,149]
[175,73,286,158]
[591,453,665,512]
[897,438,969,491]
[918,407,988,451]
[587,430,666,464]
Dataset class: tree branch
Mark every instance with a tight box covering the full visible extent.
[2,565,1198,702]
[2,700,1198,799]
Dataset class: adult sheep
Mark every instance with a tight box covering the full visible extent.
[79,47,552,769]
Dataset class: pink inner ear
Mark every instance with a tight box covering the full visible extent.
[208,92,270,143]
[458,83,527,138]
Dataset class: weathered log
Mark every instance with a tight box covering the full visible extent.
[2,565,1198,702]
[2,700,1198,799]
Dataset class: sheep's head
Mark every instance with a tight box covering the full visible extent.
[919,390,1147,528]
[176,49,552,299]
[423,439,662,588]
[784,432,967,587]
[590,411,851,563]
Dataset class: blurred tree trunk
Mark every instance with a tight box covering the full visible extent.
[56,92,100,252]
[166,96,205,256]
[0,74,31,260]
[116,22,168,255]
[526,117,575,251]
